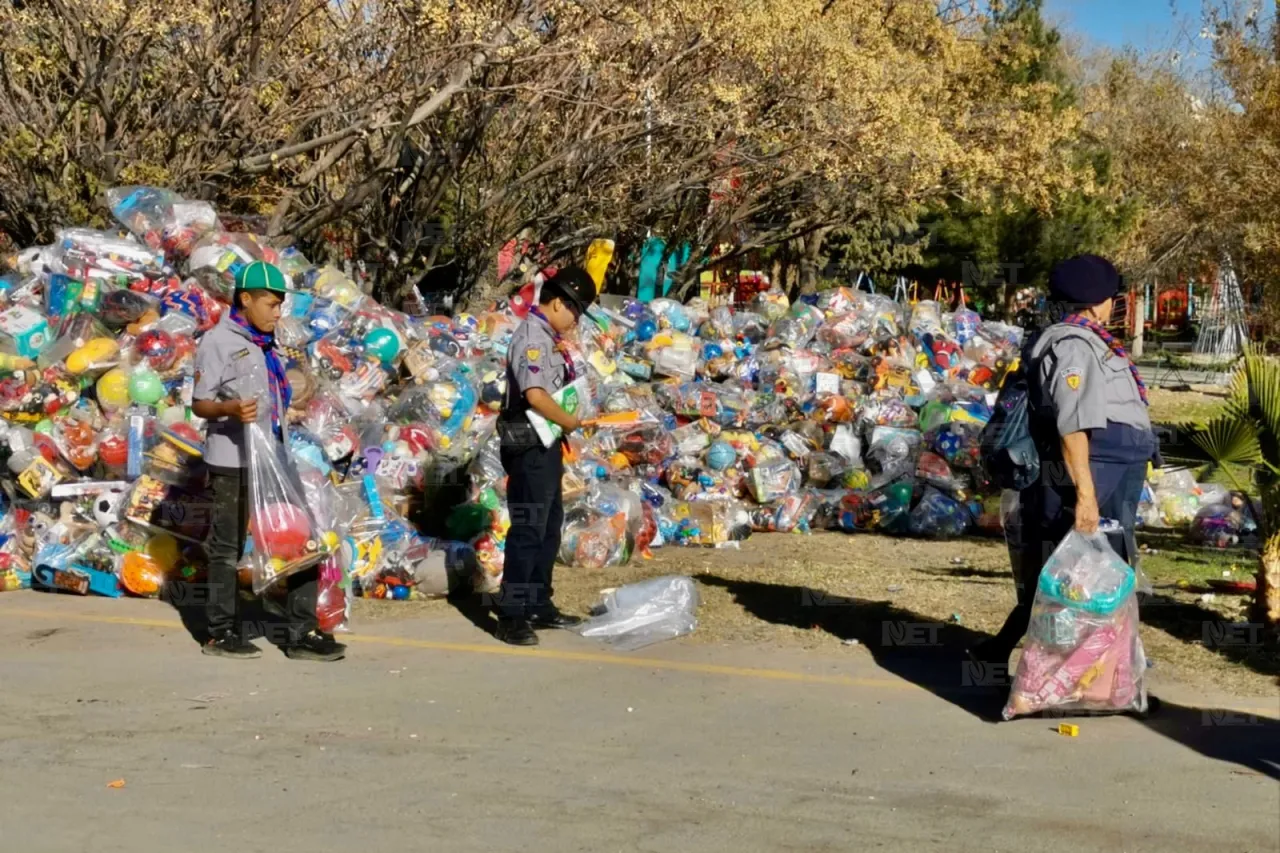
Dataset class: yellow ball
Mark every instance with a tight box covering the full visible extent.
[66,338,119,374]
[96,368,132,410]
[145,533,181,572]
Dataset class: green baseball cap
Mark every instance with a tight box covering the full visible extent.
[235,261,288,294]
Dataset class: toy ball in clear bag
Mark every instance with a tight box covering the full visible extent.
[363,328,401,366]
[249,502,313,561]
[667,304,691,332]
[478,368,508,412]
[706,440,736,471]
[134,329,177,371]
[636,318,658,342]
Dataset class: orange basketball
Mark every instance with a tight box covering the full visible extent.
[120,551,164,598]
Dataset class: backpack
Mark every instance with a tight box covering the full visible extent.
[980,360,1041,491]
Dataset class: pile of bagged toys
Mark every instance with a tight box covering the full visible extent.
[0,185,1252,629]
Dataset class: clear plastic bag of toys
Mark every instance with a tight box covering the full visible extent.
[39,313,117,372]
[749,491,816,533]
[1003,531,1148,720]
[187,232,273,301]
[764,303,822,350]
[387,355,480,451]
[48,228,167,288]
[106,186,221,260]
[245,410,329,593]
[669,381,751,427]
[907,487,973,538]
[746,454,802,503]
[837,480,915,533]
[856,396,919,432]
[650,342,699,380]
[156,279,223,334]
[574,575,700,651]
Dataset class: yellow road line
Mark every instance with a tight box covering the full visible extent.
[5,607,1278,718]
[1,607,911,691]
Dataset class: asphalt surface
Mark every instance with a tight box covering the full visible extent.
[1,594,1277,853]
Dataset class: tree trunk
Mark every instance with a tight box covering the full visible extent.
[798,226,831,296]
[1257,485,1280,625]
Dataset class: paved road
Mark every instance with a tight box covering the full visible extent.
[1,595,1276,853]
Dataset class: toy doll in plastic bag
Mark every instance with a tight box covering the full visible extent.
[1003,531,1148,720]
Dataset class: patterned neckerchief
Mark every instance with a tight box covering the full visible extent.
[230,308,293,435]
[529,305,578,382]
[1061,313,1148,406]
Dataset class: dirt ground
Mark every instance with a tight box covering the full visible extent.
[355,528,1279,699]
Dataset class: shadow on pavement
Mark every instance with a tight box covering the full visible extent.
[448,590,499,638]
[1138,699,1280,781]
[696,573,1008,722]
[160,577,298,654]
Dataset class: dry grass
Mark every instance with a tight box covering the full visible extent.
[1147,388,1226,426]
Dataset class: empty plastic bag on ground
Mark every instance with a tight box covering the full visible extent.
[574,575,700,650]
[1003,531,1148,720]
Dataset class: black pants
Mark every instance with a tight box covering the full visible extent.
[205,465,317,642]
[497,440,564,619]
[987,458,1147,657]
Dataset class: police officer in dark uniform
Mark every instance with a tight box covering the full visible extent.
[974,255,1158,668]
[494,266,597,646]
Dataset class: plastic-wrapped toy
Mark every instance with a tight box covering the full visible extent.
[106,186,221,260]
[1004,531,1148,720]
[907,487,973,538]
[245,420,329,592]
[838,481,914,533]
[188,231,272,301]
[747,455,802,503]
[767,303,824,350]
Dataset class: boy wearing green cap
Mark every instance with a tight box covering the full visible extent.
[191,261,345,661]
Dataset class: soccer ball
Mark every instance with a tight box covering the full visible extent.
[93,488,126,527]
[479,369,507,412]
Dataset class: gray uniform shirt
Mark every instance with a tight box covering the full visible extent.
[193,314,288,469]
[1028,324,1151,438]
[501,313,568,420]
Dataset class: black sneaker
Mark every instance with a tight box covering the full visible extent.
[495,617,539,646]
[284,630,346,662]
[528,607,583,630]
[202,633,262,659]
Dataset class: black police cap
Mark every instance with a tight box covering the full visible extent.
[1048,254,1122,307]
[542,266,596,316]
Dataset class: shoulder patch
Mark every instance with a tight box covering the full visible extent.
[1063,368,1082,391]
[231,348,251,361]
[525,347,541,362]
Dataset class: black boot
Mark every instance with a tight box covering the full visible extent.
[284,630,346,662]
[528,606,583,630]
[203,631,262,659]
[495,617,539,646]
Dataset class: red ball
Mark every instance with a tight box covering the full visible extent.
[135,330,177,370]
[34,434,60,464]
[248,502,313,560]
[99,435,128,467]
